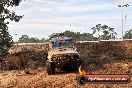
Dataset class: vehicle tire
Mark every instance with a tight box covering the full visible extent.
[74,64,79,71]
[47,63,55,75]
[77,75,87,85]
[74,60,82,71]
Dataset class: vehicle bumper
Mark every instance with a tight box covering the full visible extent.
[48,59,82,68]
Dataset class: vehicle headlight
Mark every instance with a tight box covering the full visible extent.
[51,57,57,61]
[59,56,64,60]
[51,55,57,61]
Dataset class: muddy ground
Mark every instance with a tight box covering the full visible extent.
[0,40,132,88]
[0,60,132,88]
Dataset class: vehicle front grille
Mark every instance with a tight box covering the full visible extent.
[53,54,79,62]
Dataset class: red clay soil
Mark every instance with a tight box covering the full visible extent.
[0,40,132,88]
[0,62,132,88]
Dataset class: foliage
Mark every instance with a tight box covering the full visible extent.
[0,0,23,56]
[124,29,132,39]
[0,22,13,56]
[18,35,45,43]
[49,30,97,41]
[91,24,117,40]
[48,24,117,42]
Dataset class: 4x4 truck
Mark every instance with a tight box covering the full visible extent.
[46,34,82,75]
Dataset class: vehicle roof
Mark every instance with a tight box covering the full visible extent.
[49,37,72,42]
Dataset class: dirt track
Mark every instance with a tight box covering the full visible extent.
[0,59,132,88]
[0,65,132,88]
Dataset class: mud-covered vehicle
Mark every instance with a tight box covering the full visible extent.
[46,34,82,75]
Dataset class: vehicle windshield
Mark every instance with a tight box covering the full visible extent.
[51,41,73,48]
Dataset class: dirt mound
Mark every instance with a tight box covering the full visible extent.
[3,40,132,71]
[76,41,126,58]
[123,40,132,58]
[9,44,49,54]
[76,40,132,71]
[5,44,48,70]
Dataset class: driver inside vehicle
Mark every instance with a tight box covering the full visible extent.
[51,41,73,48]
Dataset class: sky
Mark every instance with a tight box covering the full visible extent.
[8,0,132,41]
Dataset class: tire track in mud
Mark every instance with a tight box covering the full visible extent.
[0,70,131,88]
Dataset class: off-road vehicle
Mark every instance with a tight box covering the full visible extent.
[46,34,82,75]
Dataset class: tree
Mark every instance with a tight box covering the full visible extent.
[0,0,23,56]
[63,30,80,40]
[79,33,95,41]
[18,35,46,43]
[91,24,117,40]
[124,29,132,39]
[48,30,95,41]
[40,38,45,43]
[18,35,29,43]
[30,37,40,43]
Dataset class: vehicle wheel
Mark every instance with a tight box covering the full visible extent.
[47,63,55,75]
[77,75,87,85]
[74,65,79,71]
[74,61,82,71]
